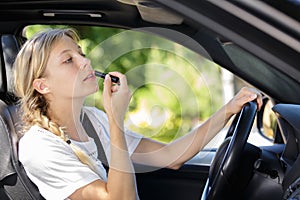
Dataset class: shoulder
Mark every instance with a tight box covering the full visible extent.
[19,125,68,146]
[19,126,66,149]
[19,126,73,165]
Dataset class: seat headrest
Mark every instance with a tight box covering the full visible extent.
[0,35,20,104]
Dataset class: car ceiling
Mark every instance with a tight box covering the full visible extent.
[0,0,300,104]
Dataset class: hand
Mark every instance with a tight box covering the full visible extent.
[102,72,132,124]
[226,87,263,115]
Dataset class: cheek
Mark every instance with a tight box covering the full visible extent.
[66,73,81,91]
[49,70,80,90]
[65,68,80,81]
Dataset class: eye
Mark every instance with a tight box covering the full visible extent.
[64,57,73,63]
[80,53,86,57]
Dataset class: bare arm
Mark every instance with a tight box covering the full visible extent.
[70,73,136,200]
[131,87,262,170]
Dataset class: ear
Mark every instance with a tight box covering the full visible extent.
[33,78,50,94]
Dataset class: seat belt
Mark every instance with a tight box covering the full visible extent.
[82,113,109,171]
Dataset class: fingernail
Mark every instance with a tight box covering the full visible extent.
[251,94,257,99]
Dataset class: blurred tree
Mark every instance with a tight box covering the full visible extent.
[25,25,223,143]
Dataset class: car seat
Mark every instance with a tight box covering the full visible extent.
[0,34,45,200]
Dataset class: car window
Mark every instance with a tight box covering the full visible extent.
[24,25,272,148]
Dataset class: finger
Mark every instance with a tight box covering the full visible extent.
[108,72,128,89]
[236,93,257,107]
[256,94,263,111]
[103,74,112,97]
[111,84,119,93]
[245,88,263,110]
[244,93,263,111]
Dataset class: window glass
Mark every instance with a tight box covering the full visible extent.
[24,25,268,147]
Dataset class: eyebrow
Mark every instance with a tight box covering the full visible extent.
[59,45,82,57]
[59,49,72,57]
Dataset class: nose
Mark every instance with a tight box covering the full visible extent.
[79,57,92,70]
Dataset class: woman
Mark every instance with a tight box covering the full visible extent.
[14,28,262,200]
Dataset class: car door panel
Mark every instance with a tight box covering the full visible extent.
[135,162,210,200]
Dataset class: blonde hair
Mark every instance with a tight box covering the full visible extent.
[14,28,99,174]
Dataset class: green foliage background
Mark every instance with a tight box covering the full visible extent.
[25,25,223,143]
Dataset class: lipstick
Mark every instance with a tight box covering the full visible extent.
[95,70,120,83]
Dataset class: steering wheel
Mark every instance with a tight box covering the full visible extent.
[201,101,257,200]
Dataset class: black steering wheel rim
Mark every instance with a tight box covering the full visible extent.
[201,101,257,200]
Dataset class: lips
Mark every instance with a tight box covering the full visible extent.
[83,72,95,81]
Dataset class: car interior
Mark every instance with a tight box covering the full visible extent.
[0,0,300,200]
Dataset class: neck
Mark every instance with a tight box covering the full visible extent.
[47,97,88,142]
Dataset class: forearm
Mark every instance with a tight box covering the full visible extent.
[166,104,233,168]
[132,104,233,169]
[100,73,136,199]
[107,119,136,200]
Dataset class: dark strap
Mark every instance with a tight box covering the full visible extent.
[82,113,109,170]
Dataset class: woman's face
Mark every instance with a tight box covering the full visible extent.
[43,35,99,100]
